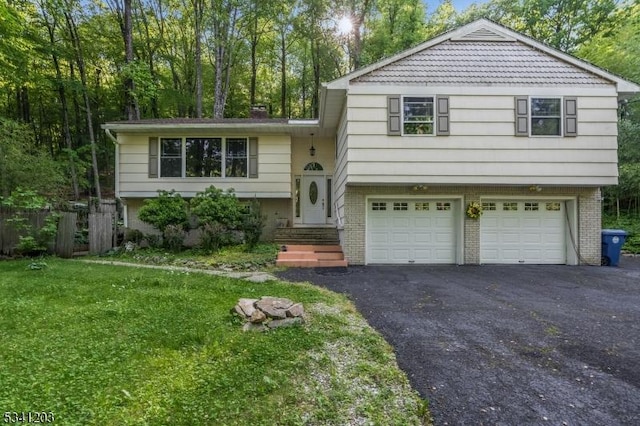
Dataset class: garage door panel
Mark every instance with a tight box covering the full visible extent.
[367,199,456,264]
[392,233,410,243]
[481,199,566,264]
[414,232,432,243]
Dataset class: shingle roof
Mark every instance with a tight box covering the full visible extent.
[351,40,611,87]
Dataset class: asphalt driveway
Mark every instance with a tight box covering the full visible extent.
[277,257,640,425]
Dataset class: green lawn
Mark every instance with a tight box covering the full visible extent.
[0,259,429,425]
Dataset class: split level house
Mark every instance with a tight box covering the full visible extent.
[103,19,640,266]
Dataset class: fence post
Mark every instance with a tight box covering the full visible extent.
[56,212,77,258]
[89,212,114,255]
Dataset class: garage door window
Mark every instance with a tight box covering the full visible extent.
[437,202,451,211]
[415,202,430,211]
[393,202,408,211]
[482,202,496,211]
[546,202,561,211]
[372,202,387,211]
[525,202,539,211]
[503,202,518,211]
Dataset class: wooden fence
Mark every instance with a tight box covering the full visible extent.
[0,201,119,257]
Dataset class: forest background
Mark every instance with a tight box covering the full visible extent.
[0,0,639,215]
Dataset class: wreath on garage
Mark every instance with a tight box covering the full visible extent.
[466,201,483,219]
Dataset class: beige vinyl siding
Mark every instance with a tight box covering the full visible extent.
[344,92,619,186]
[334,104,349,227]
[118,134,291,198]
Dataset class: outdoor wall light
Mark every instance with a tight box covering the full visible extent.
[309,133,316,157]
[529,185,542,192]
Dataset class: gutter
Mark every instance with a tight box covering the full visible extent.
[104,128,120,200]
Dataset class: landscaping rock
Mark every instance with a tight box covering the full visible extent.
[249,309,267,324]
[286,303,305,318]
[238,298,258,317]
[233,296,305,331]
[267,317,304,329]
[255,296,293,319]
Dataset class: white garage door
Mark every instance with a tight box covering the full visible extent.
[480,200,566,264]
[367,199,456,264]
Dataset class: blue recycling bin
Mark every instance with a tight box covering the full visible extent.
[601,229,628,266]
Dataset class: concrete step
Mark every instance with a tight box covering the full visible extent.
[275,259,348,268]
[276,242,347,268]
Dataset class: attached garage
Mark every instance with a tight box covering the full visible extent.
[480,200,567,264]
[367,199,458,264]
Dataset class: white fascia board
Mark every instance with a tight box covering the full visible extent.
[345,85,618,97]
[120,191,292,198]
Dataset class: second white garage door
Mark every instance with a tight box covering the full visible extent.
[367,199,456,264]
[480,200,566,264]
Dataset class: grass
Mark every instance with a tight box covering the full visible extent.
[0,258,429,425]
[602,214,640,254]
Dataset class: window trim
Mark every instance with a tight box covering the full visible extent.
[157,136,249,179]
[401,95,436,136]
[529,96,563,137]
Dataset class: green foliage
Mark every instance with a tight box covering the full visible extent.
[138,190,189,234]
[242,198,265,250]
[0,118,66,197]
[190,186,245,251]
[163,224,186,252]
[0,259,428,424]
[190,186,244,229]
[603,214,640,254]
[0,188,59,255]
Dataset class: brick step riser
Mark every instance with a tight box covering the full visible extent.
[275,259,348,268]
[277,252,345,260]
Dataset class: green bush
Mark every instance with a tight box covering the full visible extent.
[0,188,59,256]
[190,186,243,229]
[190,186,244,251]
[163,224,186,252]
[242,199,265,250]
[602,214,640,253]
[138,190,189,234]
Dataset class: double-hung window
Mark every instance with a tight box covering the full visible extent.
[531,98,561,136]
[516,96,576,137]
[403,96,434,135]
[159,137,248,178]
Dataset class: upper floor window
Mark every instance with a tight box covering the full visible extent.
[515,96,576,137]
[160,136,248,178]
[403,96,434,135]
[531,98,561,136]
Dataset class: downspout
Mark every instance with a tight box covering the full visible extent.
[104,128,126,226]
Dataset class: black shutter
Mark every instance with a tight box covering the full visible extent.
[436,96,450,136]
[387,95,401,135]
[515,96,529,137]
[148,137,158,178]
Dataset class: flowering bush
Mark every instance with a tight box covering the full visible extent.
[466,201,483,219]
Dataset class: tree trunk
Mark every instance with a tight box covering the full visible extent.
[44,15,80,199]
[124,0,140,120]
[280,30,286,118]
[64,9,102,204]
[194,0,203,117]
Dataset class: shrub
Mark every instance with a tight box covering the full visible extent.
[0,188,59,256]
[190,186,243,229]
[138,190,189,234]
[163,224,186,252]
[242,199,265,251]
[123,228,144,244]
[190,186,244,251]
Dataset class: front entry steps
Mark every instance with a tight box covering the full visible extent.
[276,244,348,268]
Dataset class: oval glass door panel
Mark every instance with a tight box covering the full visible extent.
[309,181,318,205]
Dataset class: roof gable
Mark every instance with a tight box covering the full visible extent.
[324,19,639,94]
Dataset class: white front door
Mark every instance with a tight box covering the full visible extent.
[302,175,326,224]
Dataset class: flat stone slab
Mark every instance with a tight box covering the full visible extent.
[255,296,294,319]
